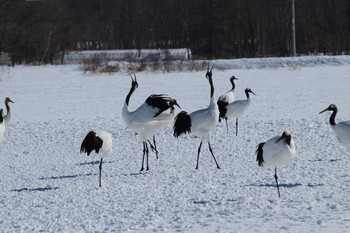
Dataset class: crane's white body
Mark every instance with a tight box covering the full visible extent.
[122,102,175,142]
[226,88,254,119]
[258,135,296,167]
[329,122,350,151]
[226,98,251,119]
[218,90,235,106]
[188,99,218,142]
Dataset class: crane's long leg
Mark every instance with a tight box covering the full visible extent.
[147,140,157,158]
[225,118,229,131]
[99,158,103,187]
[148,135,159,159]
[208,142,220,169]
[274,167,281,197]
[153,136,158,159]
[235,118,238,136]
[145,142,149,171]
[196,142,203,169]
[141,142,146,171]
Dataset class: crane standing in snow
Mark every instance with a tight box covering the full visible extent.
[256,131,296,197]
[319,104,350,151]
[217,76,238,131]
[80,130,113,187]
[173,65,220,170]
[222,88,255,136]
[122,74,180,171]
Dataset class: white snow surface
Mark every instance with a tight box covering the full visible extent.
[1,56,350,232]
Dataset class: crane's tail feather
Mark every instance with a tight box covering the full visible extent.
[256,142,265,167]
[173,111,191,138]
[80,131,103,156]
[217,100,228,122]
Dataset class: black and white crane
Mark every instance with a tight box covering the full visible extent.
[122,74,180,171]
[173,65,221,169]
[3,97,14,125]
[80,130,112,187]
[319,104,350,151]
[217,76,238,131]
[256,131,296,197]
[221,88,255,136]
[0,109,5,142]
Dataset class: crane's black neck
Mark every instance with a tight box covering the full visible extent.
[245,89,250,99]
[230,79,235,91]
[208,76,214,98]
[329,108,337,126]
[5,101,10,113]
[125,85,137,106]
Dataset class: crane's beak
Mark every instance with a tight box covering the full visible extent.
[5,97,14,103]
[319,108,329,114]
[275,135,284,143]
[275,132,291,144]
[129,73,138,88]
[175,102,181,109]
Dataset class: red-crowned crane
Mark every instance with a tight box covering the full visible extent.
[256,131,296,197]
[319,104,350,151]
[222,88,255,136]
[122,74,180,171]
[173,65,220,170]
[80,130,112,187]
[217,76,238,131]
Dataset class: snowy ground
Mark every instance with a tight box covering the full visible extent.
[1,56,350,232]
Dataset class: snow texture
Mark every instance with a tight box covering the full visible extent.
[0,56,350,232]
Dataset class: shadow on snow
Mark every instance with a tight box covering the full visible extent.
[39,173,95,180]
[77,160,114,166]
[11,186,59,192]
[248,183,303,188]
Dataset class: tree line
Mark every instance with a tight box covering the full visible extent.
[0,0,349,65]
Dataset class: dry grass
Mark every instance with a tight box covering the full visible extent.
[80,58,227,74]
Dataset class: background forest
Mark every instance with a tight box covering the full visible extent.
[0,0,349,64]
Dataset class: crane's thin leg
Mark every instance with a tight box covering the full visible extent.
[225,118,229,131]
[141,142,146,171]
[145,142,149,171]
[235,118,238,136]
[153,135,158,159]
[196,142,203,169]
[99,158,103,187]
[208,142,220,169]
[147,136,159,159]
[274,167,281,197]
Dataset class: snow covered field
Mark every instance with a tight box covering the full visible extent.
[1,56,350,232]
